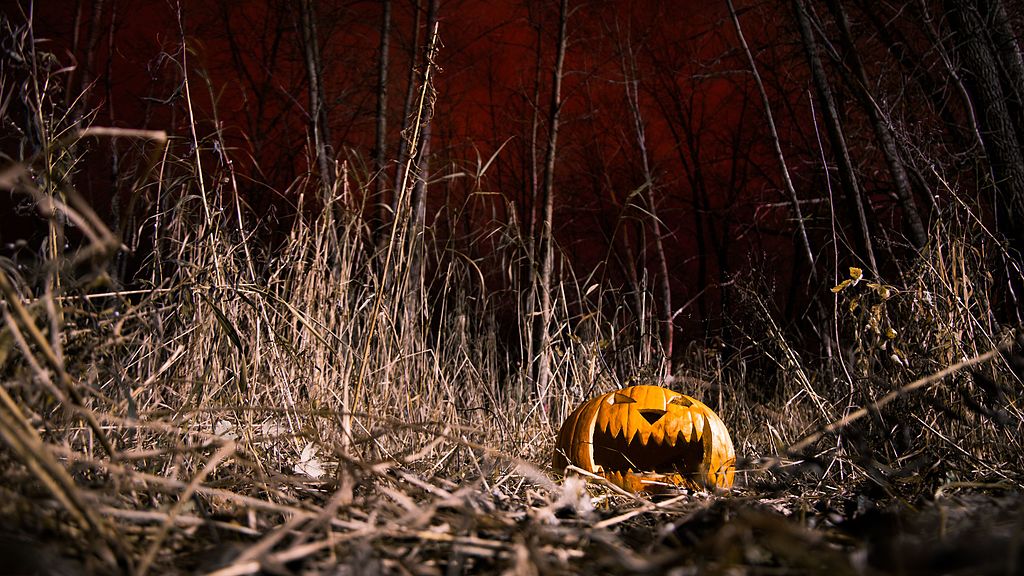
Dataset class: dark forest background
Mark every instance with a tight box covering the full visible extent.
[13,0,1022,367]
[1,1,1023,571]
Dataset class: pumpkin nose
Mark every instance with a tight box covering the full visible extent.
[639,409,666,425]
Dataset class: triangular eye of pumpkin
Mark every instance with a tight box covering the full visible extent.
[639,409,665,425]
[610,392,637,405]
[669,396,693,407]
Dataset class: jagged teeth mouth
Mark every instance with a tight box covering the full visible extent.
[591,423,706,476]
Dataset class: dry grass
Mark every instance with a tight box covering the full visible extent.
[1,13,1023,576]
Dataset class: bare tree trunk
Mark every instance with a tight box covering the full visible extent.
[409,0,437,235]
[654,86,711,326]
[532,0,569,409]
[727,0,816,278]
[78,0,106,104]
[373,0,392,238]
[981,0,1024,138]
[406,0,438,308]
[731,0,845,369]
[393,0,424,225]
[979,0,1024,318]
[946,0,1024,317]
[910,0,985,159]
[298,0,334,191]
[523,12,545,395]
[619,218,644,351]
[350,16,441,447]
[824,0,928,249]
[861,0,969,150]
[621,38,674,373]
[793,0,878,276]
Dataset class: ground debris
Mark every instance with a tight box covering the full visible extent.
[2,432,1022,576]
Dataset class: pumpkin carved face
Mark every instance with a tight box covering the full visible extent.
[553,385,736,493]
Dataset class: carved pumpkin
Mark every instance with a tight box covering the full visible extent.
[553,385,735,493]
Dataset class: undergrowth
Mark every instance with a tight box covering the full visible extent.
[0,11,1021,575]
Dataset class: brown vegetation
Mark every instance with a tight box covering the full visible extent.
[1,1,1022,574]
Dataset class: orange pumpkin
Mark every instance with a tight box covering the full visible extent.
[553,385,736,493]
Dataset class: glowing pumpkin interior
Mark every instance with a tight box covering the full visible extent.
[553,385,736,492]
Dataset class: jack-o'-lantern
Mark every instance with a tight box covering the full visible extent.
[553,385,735,493]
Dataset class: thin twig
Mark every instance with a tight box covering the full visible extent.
[787,342,1013,455]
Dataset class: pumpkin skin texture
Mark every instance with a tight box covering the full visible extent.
[553,385,736,493]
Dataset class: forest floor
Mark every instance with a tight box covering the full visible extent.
[0,179,1020,575]
[0,384,1021,575]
